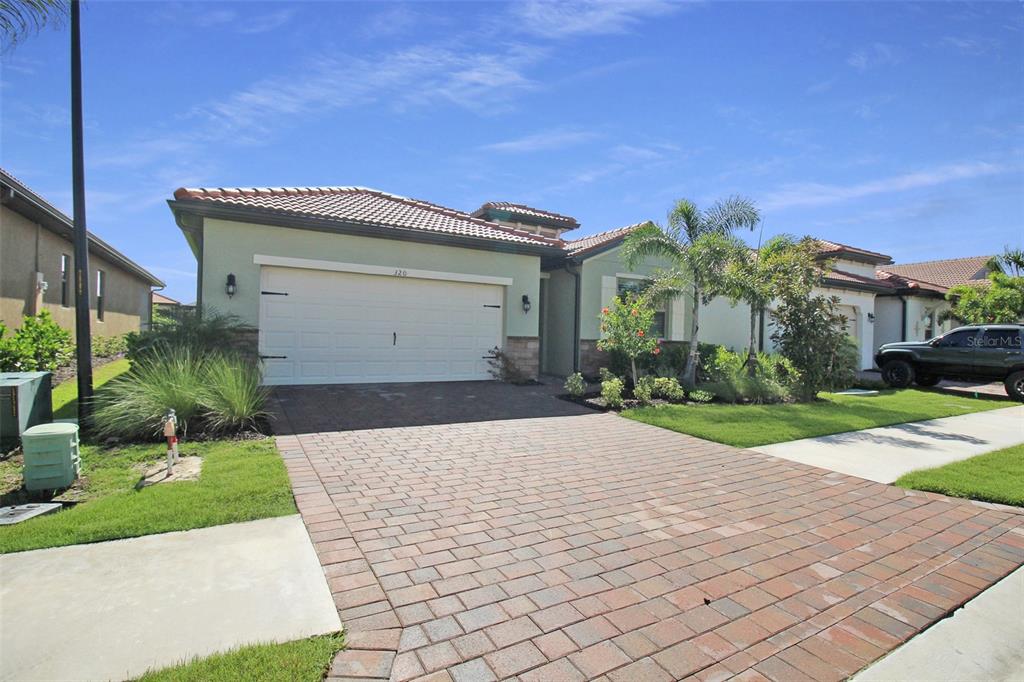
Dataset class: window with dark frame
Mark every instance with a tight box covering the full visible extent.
[60,254,70,307]
[96,270,105,321]
[616,278,666,338]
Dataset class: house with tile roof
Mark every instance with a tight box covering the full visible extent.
[168,185,990,382]
[1,169,164,337]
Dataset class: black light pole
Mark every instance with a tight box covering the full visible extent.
[70,0,93,425]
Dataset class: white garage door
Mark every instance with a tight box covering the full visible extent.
[259,266,503,385]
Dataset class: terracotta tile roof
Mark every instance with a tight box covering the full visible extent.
[172,186,562,248]
[877,255,993,292]
[472,202,579,229]
[814,239,893,264]
[824,268,897,291]
[152,291,180,305]
[564,223,648,256]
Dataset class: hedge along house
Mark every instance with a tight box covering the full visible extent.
[1,169,164,337]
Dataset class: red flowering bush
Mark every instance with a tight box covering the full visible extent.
[596,293,660,387]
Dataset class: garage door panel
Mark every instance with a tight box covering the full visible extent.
[259,266,503,385]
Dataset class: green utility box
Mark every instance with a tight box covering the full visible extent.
[1,372,53,449]
[22,422,80,491]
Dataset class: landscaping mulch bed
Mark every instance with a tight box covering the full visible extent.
[557,392,683,412]
[52,354,124,385]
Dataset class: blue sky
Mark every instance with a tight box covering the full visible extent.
[2,1,1022,302]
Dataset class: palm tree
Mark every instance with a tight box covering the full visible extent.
[987,247,1024,278]
[1,0,68,50]
[622,196,760,387]
[724,234,797,375]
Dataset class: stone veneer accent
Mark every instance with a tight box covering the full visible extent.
[503,336,540,380]
[579,339,689,379]
[578,339,607,378]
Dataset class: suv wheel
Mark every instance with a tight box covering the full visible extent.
[915,374,941,387]
[1005,370,1024,402]
[881,359,915,388]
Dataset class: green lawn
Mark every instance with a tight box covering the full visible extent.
[52,357,131,420]
[895,444,1024,507]
[0,438,296,554]
[136,634,345,682]
[624,389,1009,448]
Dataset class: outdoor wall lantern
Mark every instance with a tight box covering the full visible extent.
[521,294,532,313]
[867,312,875,323]
[226,273,237,298]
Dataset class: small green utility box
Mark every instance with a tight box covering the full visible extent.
[1,372,53,449]
[22,422,80,491]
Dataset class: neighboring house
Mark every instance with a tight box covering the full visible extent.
[167,184,990,384]
[874,255,994,346]
[1,169,164,336]
[151,291,195,322]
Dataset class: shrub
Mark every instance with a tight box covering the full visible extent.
[598,367,618,383]
[0,323,34,371]
[92,334,129,358]
[596,293,660,387]
[633,376,655,404]
[601,376,624,408]
[200,355,269,433]
[698,346,795,404]
[92,347,208,440]
[92,348,269,440]
[0,311,73,372]
[688,389,714,403]
[486,347,532,384]
[564,372,586,397]
[769,250,860,401]
[127,308,255,363]
[653,377,685,401]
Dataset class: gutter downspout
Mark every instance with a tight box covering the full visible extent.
[565,260,582,373]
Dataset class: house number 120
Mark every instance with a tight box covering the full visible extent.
[393,269,408,277]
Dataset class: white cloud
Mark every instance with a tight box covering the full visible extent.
[805,78,835,95]
[238,9,297,35]
[154,3,295,35]
[939,36,1000,55]
[193,44,542,142]
[760,161,1008,211]
[847,43,899,71]
[511,0,679,39]
[360,5,423,39]
[481,128,599,153]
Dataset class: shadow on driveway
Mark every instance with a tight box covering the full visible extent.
[268,378,594,434]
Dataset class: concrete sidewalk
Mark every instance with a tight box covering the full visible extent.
[853,565,1024,681]
[0,515,340,682]
[753,405,1024,483]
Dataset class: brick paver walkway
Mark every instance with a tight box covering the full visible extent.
[276,414,1024,681]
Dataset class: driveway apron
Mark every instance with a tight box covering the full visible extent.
[276,411,1024,681]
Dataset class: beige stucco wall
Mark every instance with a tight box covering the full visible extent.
[873,296,903,354]
[1,205,151,336]
[199,218,542,341]
[699,297,753,352]
[578,246,688,340]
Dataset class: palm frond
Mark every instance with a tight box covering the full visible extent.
[640,268,691,305]
[668,199,702,244]
[1,0,67,51]
[621,222,685,269]
[702,195,761,235]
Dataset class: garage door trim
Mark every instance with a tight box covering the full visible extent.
[253,254,514,287]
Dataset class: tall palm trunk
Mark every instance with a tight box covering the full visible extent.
[682,285,701,387]
[746,307,759,377]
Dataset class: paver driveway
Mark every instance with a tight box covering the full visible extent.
[276,413,1024,681]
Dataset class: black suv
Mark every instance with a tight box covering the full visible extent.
[876,325,1024,401]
